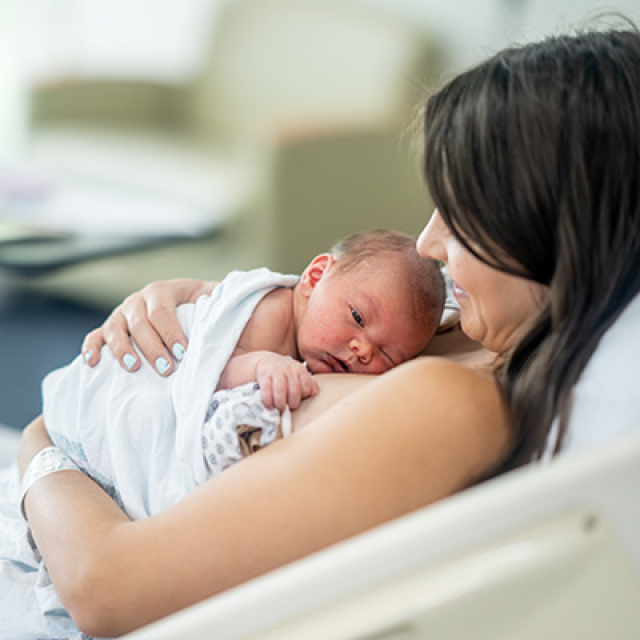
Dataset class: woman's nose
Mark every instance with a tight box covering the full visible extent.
[417,210,446,261]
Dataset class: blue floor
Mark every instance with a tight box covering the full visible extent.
[0,283,108,430]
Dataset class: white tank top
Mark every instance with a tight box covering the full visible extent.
[545,292,640,459]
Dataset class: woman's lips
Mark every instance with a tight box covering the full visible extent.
[452,281,468,299]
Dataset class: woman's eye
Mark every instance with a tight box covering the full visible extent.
[351,307,364,327]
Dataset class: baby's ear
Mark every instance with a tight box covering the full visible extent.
[299,254,334,296]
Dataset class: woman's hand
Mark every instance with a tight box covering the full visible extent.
[18,416,53,479]
[82,278,216,376]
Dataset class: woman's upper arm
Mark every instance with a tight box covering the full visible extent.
[88,357,511,635]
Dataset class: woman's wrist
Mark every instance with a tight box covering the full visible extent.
[20,446,79,520]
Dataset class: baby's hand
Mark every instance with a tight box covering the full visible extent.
[255,354,317,412]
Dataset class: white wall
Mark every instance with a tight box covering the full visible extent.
[17,0,231,84]
[360,0,640,72]
[16,0,640,83]
[4,0,640,162]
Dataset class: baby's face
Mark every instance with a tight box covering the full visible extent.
[296,260,429,375]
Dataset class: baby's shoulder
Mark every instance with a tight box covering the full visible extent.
[251,287,294,327]
[243,287,296,353]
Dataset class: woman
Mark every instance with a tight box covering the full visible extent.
[16,25,640,638]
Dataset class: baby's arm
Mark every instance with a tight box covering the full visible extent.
[219,350,317,412]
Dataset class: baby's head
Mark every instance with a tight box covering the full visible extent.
[295,229,445,374]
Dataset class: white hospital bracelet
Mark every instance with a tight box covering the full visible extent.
[281,406,292,438]
[20,446,79,520]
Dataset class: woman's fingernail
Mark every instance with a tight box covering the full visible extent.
[172,343,185,361]
[123,353,137,370]
[155,357,170,375]
[83,350,92,364]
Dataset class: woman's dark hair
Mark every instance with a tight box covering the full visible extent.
[422,24,640,466]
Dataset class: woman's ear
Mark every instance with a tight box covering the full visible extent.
[299,254,335,297]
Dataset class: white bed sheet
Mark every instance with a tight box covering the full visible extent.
[0,425,20,468]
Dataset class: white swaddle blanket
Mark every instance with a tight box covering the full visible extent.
[0,268,297,639]
[42,268,299,520]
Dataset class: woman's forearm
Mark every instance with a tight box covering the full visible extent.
[20,416,133,636]
[18,416,54,477]
[24,459,132,636]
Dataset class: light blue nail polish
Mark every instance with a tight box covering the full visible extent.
[83,351,92,364]
[123,353,137,370]
[156,357,170,375]
[172,343,185,361]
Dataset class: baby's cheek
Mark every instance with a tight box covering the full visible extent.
[306,325,330,348]
[369,358,393,374]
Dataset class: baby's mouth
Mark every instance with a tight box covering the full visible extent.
[326,353,350,373]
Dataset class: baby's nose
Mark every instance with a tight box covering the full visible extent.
[350,337,373,365]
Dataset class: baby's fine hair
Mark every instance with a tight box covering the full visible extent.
[329,229,445,347]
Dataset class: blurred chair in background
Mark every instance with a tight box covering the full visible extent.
[19,0,443,308]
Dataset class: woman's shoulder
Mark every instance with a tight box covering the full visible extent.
[381,356,509,438]
[393,354,499,396]
[352,356,512,489]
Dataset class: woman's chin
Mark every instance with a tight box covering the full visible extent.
[460,319,485,347]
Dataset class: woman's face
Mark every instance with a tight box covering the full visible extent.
[417,210,548,353]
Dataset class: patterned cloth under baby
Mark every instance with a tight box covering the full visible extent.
[201,382,291,476]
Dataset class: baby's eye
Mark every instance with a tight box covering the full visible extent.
[350,307,364,327]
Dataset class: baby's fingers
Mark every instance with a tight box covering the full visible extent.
[269,374,292,413]
[300,371,318,400]
[257,360,316,412]
[260,371,296,413]
[283,377,302,412]
[286,372,318,411]
[259,375,276,411]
